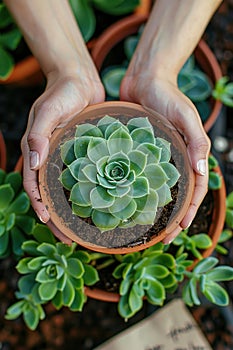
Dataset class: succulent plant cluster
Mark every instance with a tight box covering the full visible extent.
[59,115,180,232]
[0,169,35,258]
[6,224,99,330]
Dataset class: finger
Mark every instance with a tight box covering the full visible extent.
[46,220,72,245]
[173,104,211,176]
[180,172,208,229]
[186,135,210,177]
[162,225,182,245]
[21,134,50,223]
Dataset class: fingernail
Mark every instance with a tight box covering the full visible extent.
[35,210,50,223]
[164,238,173,245]
[184,220,192,230]
[197,159,206,176]
[30,151,39,169]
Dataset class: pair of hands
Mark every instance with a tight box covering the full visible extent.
[21,69,210,245]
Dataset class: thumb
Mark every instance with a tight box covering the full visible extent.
[186,135,210,176]
[28,132,50,170]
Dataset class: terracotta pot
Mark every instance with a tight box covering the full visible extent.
[91,15,223,132]
[14,155,23,173]
[85,164,227,302]
[0,131,7,170]
[86,0,151,51]
[200,164,226,259]
[0,56,44,87]
[39,101,194,254]
[134,0,152,16]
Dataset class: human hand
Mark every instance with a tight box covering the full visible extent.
[120,73,211,243]
[21,73,105,235]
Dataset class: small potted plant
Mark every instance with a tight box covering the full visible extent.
[38,101,195,254]
[91,15,225,132]
[0,169,36,259]
[0,1,43,86]
[0,0,151,85]
[69,0,151,45]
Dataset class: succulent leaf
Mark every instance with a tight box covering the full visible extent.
[59,116,180,232]
[60,139,75,165]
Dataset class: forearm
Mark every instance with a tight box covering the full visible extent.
[129,0,222,80]
[4,0,98,79]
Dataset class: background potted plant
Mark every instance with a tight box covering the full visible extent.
[0,130,7,170]
[38,101,195,254]
[0,0,151,86]
[69,0,151,45]
[3,157,232,329]
[0,1,44,86]
[91,15,231,133]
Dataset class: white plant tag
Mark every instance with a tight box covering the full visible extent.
[94,299,212,350]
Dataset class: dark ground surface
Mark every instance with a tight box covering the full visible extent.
[0,1,233,349]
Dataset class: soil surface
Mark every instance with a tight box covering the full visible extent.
[0,1,233,349]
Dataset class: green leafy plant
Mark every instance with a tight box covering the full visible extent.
[182,257,233,307]
[208,154,222,190]
[5,224,99,330]
[101,28,233,124]
[111,244,233,319]
[215,191,233,255]
[69,0,140,42]
[172,229,213,260]
[59,115,180,232]
[0,2,22,80]
[112,243,190,319]
[0,169,35,258]
[225,191,233,228]
[212,76,233,107]
[0,0,139,81]
[3,154,233,329]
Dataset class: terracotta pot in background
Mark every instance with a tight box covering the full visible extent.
[14,155,23,173]
[0,131,7,170]
[39,101,194,254]
[91,15,223,133]
[134,0,152,16]
[87,0,151,51]
[0,56,45,87]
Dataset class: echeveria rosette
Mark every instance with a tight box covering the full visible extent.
[59,116,180,232]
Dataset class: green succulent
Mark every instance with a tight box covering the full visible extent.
[112,243,179,319]
[6,224,99,329]
[226,191,233,229]
[112,243,233,319]
[212,76,233,107]
[0,2,22,80]
[69,0,140,42]
[182,257,233,307]
[208,154,222,190]
[59,115,180,232]
[0,169,35,258]
[172,229,213,260]
[215,191,233,255]
[16,224,99,309]
[5,279,45,331]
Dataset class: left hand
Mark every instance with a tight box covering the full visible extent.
[120,73,211,244]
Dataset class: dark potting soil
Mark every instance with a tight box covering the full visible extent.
[90,189,214,294]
